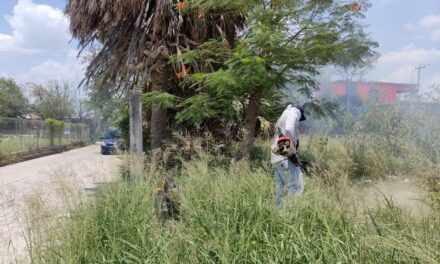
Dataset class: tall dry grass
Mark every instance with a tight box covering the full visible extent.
[23,101,440,263]
[22,148,439,263]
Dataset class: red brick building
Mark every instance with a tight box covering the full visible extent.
[323,81,418,103]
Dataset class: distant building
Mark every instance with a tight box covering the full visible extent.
[322,81,418,103]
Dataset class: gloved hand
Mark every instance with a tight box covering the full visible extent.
[271,143,279,154]
[288,153,301,166]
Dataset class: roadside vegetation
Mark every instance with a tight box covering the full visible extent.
[0,77,96,160]
[24,101,440,263]
[26,151,440,263]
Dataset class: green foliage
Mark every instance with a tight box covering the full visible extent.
[171,40,232,68]
[67,0,377,150]
[0,78,28,117]
[115,104,130,146]
[143,91,178,110]
[74,123,86,131]
[176,93,219,124]
[45,119,64,129]
[304,101,440,180]
[74,124,86,142]
[169,0,377,135]
[190,0,261,13]
[32,81,74,120]
[85,78,126,124]
[45,119,65,146]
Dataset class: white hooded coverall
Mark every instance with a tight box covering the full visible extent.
[271,105,304,206]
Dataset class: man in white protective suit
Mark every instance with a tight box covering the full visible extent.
[271,102,306,207]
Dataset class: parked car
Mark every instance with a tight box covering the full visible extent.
[100,129,124,155]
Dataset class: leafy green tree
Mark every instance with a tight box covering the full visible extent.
[173,0,378,158]
[32,81,74,120]
[84,79,126,124]
[66,0,377,157]
[0,78,28,117]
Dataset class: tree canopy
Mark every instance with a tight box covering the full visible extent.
[167,0,378,156]
[66,0,378,155]
[31,81,75,120]
[0,78,28,118]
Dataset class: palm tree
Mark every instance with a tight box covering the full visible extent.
[65,0,245,150]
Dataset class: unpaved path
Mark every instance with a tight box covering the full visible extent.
[355,177,431,217]
[0,144,122,263]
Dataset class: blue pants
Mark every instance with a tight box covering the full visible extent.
[274,159,304,207]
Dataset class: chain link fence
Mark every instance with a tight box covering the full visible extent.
[0,117,91,155]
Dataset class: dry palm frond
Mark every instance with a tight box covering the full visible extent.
[65,0,245,92]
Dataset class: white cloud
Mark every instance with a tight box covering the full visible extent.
[16,50,85,85]
[0,34,13,42]
[404,21,417,30]
[419,14,440,28]
[0,33,20,52]
[368,45,440,95]
[0,0,70,54]
[430,29,440,42]
[386,65,415,83]
[405,14,440,42]
[0,0,85,85]
[379,46,440,65]
[407,14,440,29]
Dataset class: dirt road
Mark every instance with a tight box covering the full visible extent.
[0,144,122,263]
[355,177,430,218]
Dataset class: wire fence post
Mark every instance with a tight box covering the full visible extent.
[18,119,23,152]
[36,122,40,150]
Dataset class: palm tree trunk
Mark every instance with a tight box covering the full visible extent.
[242,87,263,159]
[149,62,171,151]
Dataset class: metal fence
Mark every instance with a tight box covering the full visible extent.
[0,117,91,155]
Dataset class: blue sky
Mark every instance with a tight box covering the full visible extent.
[364,0,440,95]
[0,0,81,87]
[0,0,439,96]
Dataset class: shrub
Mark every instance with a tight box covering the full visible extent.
[45,119,64,146]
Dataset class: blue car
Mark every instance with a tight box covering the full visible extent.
[100,129,123,155]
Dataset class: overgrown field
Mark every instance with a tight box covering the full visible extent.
[27,148,439,263]
[25,102,440,263]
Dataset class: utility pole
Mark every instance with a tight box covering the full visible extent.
[129,89,143,182]
[415,65,427,91]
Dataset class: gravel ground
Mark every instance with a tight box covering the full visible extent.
[0,143,122,263]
